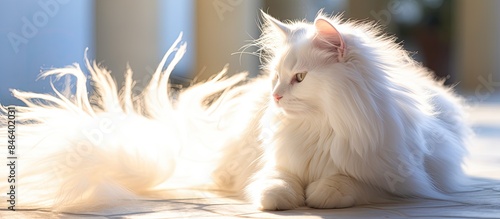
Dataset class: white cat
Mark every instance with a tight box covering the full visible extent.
[244,12,470,210]
[0,12,470,212]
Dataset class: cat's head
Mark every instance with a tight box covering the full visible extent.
[259,12,357,117]
[259,12,426,155]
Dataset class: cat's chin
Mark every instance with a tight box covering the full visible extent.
[275,106,302,116]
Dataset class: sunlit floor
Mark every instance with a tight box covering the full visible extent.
[2,96,500,218]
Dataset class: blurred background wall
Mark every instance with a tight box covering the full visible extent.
[0,0,93,106]
[1,0,499,105]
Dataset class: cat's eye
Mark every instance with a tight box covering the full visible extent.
[295,72,307,83]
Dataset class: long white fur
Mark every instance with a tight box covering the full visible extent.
[0,12,470,212]
[0,33,262,211]
[245,13,470,210]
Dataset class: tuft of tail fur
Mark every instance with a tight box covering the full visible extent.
[0,33,262,211]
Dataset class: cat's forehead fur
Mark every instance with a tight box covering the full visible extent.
[263,16,352,75]
[261,15,345,47]
[284,24,312,43]
[277,35,311,74]
[260,14,387,63]
[274,26,339,75]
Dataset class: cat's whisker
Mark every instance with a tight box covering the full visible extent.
[249,11,469,210]
[2,10,471,213]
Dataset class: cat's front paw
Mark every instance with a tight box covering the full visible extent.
[248,178,304,210]
[305,175,357,209]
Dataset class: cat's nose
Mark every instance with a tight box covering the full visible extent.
[273,94,283,102]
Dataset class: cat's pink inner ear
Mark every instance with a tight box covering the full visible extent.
[314,18,345,58]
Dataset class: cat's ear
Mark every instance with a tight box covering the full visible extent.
[261,11,291,37]
[313,18,345,59]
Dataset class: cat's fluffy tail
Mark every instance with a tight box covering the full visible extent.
[0,34,255,211]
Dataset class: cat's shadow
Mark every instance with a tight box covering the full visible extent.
[259,176,500,218]
[39,176,499,218]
